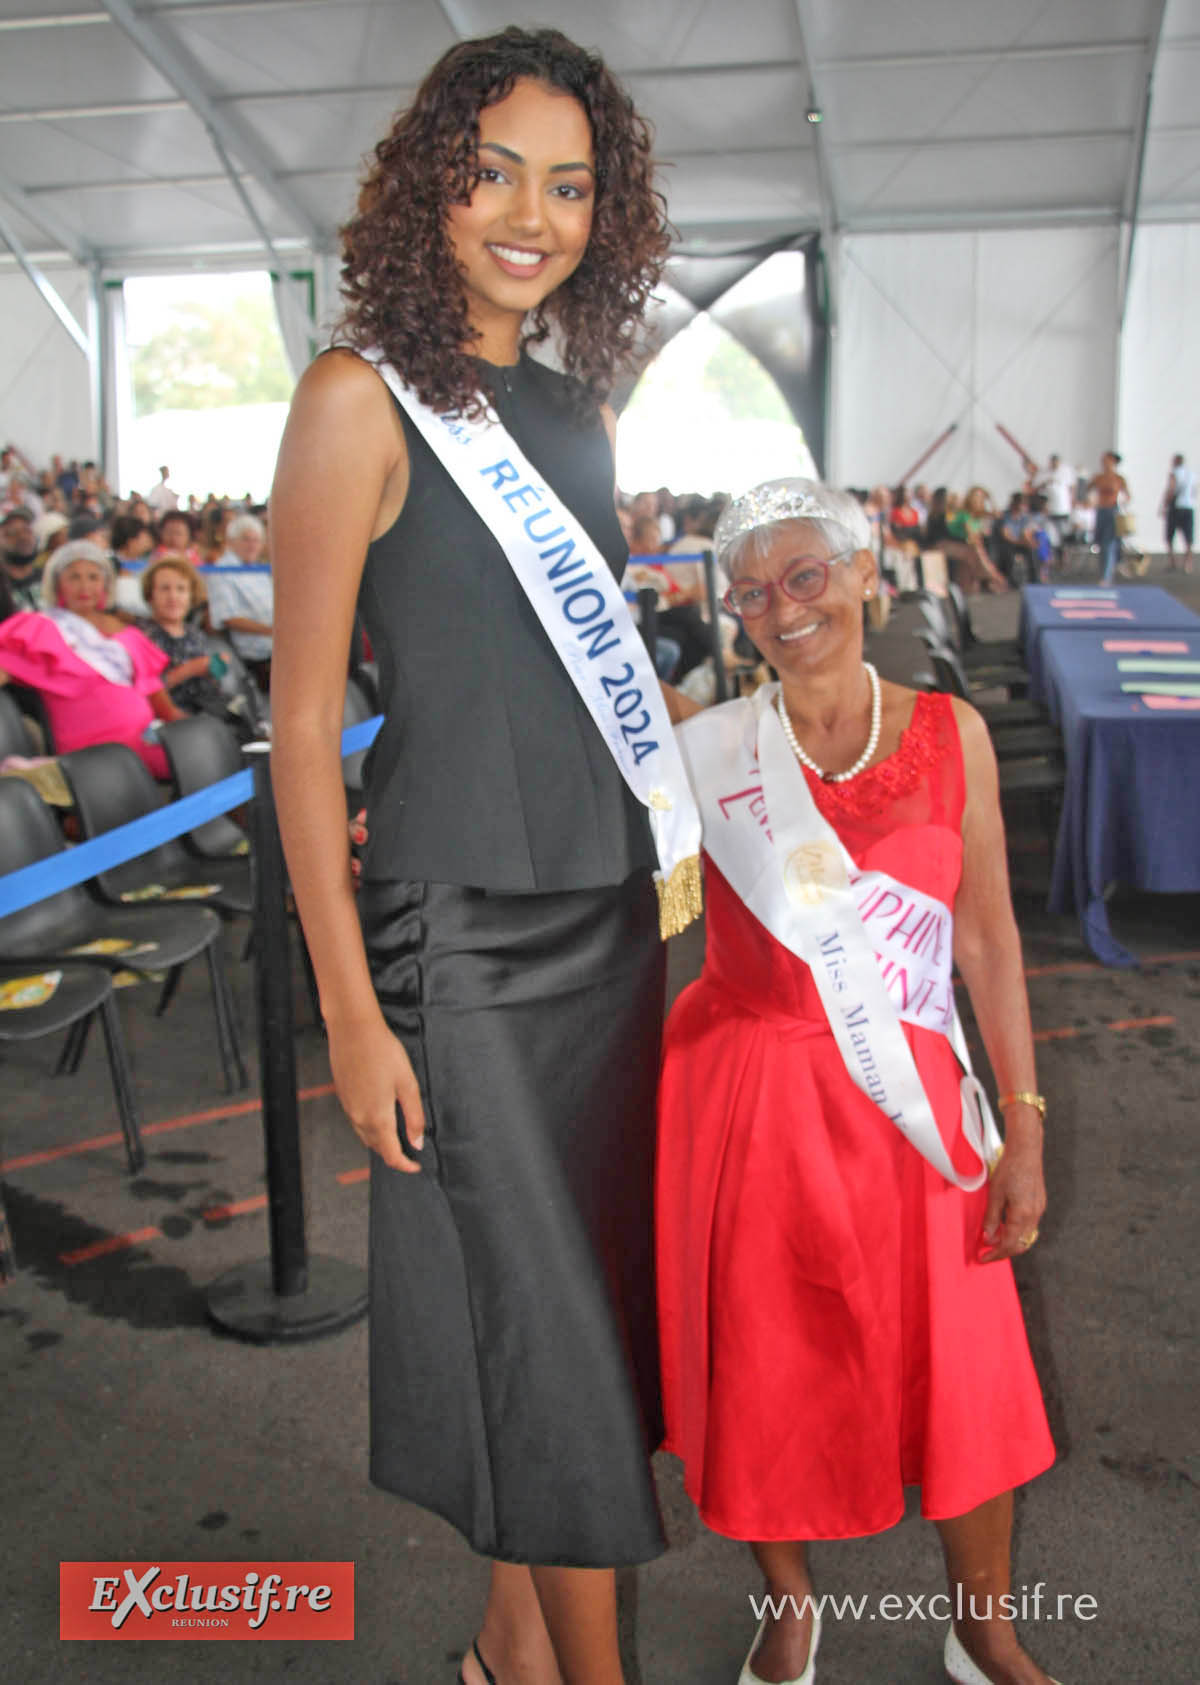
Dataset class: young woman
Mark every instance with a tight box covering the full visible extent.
[270,29,683,1685]
[657,481,1060,1685]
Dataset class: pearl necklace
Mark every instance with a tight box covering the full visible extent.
[776,663,882,783]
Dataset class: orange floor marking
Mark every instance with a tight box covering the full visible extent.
[1105,1014,1176,1033]
[1034,1014,1176,1043]
[202,1193,269,1221]
[0,1083,337,1174]
[1026,949,1200,979]
[60,1226,162,1266]
[336,1167,370,1186]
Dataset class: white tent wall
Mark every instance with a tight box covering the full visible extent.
[1118,222,1200,551]
[0,265,95,472]
[831,228,1120,501]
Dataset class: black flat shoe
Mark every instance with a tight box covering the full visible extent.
[457,1638,499,1684]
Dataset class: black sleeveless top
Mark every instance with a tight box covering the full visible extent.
[357,351,656,891]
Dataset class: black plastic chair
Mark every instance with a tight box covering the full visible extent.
[352,659,380,713]
[0,961,144,1173]
[206,634,270,735]
[57,742,252,919]
[157,714,251,860]
[0,690,39,759]
[945,581,1025,666]
[341,676,375,803]
[0,777,247,1091]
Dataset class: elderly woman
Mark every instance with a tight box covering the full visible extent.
[657,479,1059,1685]
[0,540,181,775]
[205,512,273,688]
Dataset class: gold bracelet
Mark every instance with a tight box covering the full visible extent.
[997,1091,1047,1117]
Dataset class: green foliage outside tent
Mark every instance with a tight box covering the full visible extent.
[131,291,294,417]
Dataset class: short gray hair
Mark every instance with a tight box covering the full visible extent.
[41,540,115,607]
[226,513,264,544]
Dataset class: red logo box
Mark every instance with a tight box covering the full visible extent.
[60,1561,354,1640]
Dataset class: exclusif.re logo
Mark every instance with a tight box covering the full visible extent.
[59,1562,354,1641]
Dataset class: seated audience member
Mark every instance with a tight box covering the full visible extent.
[660,495,734,680]
[887,484,923,591]
[889,484,921,540]
[33,511,69,563]
[995,493,1035,584]
[923,486,952,548]
[0,541,182,776]
[139,555,260,738]
[201,506,232,561]
[110,514,155,614]
[153,509,203,565]
[946,486,1007,593]
[205,513,274,688]
[1,507,43,613]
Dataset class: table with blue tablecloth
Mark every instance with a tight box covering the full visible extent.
[1018,585,1200,704]
[1039,627,1200,964]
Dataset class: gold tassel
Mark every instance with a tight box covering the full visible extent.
[655,853,703,940]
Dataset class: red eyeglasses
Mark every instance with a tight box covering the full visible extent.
[721,549,854,619]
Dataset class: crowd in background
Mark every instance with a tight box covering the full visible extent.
[0,447,273,772]
[1,440,1191,770]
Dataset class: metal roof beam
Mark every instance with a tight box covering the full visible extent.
[790,0,839,327]
[0,201,91,355]
[0,11,104,31]
[0,168,93,264]
[97,0,322,244]
[1118,0,1170,323]
[0,99,186,123]
[819,40,1147,72]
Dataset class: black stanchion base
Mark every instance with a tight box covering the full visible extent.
[206,1255,368,1344]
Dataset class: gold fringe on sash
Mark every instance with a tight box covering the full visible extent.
[655,854,703,940]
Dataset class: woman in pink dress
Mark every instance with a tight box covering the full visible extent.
[0,540,180,777]
[657,481,1060,1685]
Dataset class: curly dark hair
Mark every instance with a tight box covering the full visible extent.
[336,26,671,418]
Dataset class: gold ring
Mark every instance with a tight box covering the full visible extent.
[1018,1229,1040,1250]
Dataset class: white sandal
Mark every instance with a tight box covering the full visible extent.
[738,1609,821,1685]
[944,1622,1062,1685]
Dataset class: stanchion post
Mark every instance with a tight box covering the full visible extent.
[205,740,367,1342]
[636,585,659,672]
[247,743,307,1297]
[702,549,729,702]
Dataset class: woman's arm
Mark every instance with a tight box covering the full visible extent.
[149,688,186,722]
[950,697,1046,1262]
[161,655,212,689]
[270,350,423,1173]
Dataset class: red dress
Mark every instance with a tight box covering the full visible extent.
[656,691,1054,1540]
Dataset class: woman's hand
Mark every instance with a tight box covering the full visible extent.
[326,1011,426,1174]
[979,1117,1046,1263]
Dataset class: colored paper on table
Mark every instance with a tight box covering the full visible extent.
[1050,588,1118,598]
[1060,609,1135,620]
[1141,695,1200,711]
[1121,681,1200,697]
[0,971,62,1011]
[1116,659,1200,675]
[1103,640,1190,653]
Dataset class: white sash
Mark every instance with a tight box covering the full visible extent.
[677,687,1002,1190]
[364,351,702,936]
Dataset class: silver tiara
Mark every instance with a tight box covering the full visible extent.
[713,479,844,563]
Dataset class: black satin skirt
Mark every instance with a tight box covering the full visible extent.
[359,871,667,1567]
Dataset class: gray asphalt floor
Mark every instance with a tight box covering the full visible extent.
[2,558,1197,1683]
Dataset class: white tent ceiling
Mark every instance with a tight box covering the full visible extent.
[1,0,1197,275]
